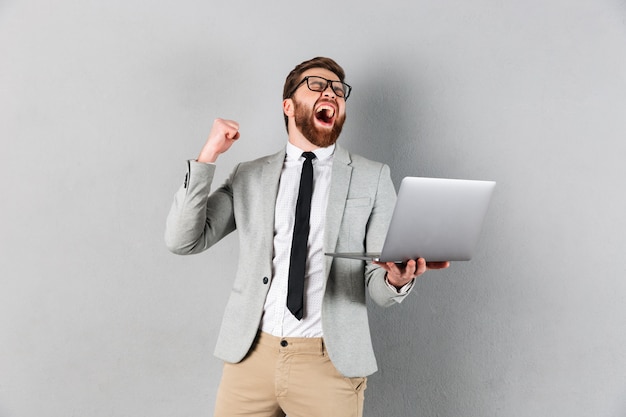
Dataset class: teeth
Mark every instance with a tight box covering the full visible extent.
[317,105,335,118]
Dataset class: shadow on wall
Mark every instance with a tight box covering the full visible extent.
[342,59,435,187]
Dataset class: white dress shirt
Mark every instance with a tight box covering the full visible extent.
[260,142,335,338]
[257,142,413,338]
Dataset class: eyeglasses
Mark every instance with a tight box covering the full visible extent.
[288,76,352,100]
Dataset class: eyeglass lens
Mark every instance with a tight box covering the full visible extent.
[306,76,349,98]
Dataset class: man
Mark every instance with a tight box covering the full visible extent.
[165,57,449,417]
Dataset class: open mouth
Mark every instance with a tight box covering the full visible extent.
[315,104,336,126]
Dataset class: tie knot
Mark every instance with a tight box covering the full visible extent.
[302,151,316,161]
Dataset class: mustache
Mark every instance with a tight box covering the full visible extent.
[315,98,338,107]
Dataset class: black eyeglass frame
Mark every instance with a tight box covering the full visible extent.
[287,76,352,100]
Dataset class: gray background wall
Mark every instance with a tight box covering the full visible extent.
[1,0,625,416]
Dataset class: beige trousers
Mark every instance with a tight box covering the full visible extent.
[214,332,367,417]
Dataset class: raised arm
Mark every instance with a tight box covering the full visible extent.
[164,118,241,255]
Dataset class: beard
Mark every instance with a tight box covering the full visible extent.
[293,98,346,148]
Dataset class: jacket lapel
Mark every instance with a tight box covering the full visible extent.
[260,148,286,249]
[324,145,352,275]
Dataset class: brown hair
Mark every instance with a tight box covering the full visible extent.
[282,57,346,129]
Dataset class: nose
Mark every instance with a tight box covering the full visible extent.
[322,83,336,98]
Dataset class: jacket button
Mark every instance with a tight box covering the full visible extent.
[263,277,269,284]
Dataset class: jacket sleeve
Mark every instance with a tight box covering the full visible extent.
[364,164,416,307]
[164,160,238,255]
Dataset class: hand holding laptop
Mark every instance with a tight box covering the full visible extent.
[375,258,451,289]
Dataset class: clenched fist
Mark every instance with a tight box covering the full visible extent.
[197,118,241,163]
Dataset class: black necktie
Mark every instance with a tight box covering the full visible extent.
[287,151,316,320]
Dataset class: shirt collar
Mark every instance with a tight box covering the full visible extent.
[286,142,336,162]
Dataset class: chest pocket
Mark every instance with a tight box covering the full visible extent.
[345,197,371,208]
[341,197,372,247]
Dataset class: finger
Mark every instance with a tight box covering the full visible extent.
[226,130,241,140]
[415,258,427,276]
[223,121,240,136]
[214,118,240,138]
[425,261,451,270]
[372,261,392,277]
[399,259,415,277]
[386,261,401,276]
[221,119,240,130]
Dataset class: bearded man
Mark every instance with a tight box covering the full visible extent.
[165,57,449,417]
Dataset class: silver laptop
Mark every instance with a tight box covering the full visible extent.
[325,177,495,262]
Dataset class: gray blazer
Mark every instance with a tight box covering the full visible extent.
[165,144,413,377]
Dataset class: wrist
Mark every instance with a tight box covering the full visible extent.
[384,273,403,289]
[385,274,414,294]
[197,148,219,163]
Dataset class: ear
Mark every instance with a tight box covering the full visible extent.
[283,98,294,118]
